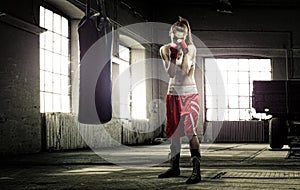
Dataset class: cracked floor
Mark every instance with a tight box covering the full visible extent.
[1,144,300,190]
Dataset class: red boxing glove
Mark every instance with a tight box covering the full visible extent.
[180,40,189,54]
[169,45,178,60]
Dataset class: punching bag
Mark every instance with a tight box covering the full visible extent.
[78,0,113,124]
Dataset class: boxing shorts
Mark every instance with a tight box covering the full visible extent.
[166,85,200,138]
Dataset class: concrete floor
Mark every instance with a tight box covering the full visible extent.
[1,143,300,190]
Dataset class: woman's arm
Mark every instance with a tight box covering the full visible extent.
[181,44,196,75]
[159,45,177,78]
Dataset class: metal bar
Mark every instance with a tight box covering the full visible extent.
[86,0,91,17]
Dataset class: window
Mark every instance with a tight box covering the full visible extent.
[131,50,147,120]
[112,44,147,120]
[39,6,70,113]
[112,45,131,119]
[205,58,272,121]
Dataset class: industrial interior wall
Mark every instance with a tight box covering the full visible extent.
[3,1,299,154]
[45,113,162,150]
[45,113,122,150]
[203,121,268,143]
[0,0,160,154]
[153,4,300,78]
[46,46,161,150]
[0,0,41,155]
[153,4,300,141]
[44,0,162,151]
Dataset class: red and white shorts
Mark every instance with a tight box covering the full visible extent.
[166,85,200,138]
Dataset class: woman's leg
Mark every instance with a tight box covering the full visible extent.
[189,135,200,157]
[171,137,181,156]
[158,137,181,178]
[186,135,201,184]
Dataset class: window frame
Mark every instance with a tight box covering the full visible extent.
[39,5,71,113]
[204,57,272,121]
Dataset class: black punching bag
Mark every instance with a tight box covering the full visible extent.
[78,0,112,124]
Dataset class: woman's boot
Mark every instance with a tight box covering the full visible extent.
[186,156,201,184]
[158,153,180,178]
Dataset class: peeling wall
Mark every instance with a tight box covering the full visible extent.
[45,113,161,151]
[122,119,162,145]
[45,113,86,150]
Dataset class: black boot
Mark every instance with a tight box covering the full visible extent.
[186,156,201,184]
[158,153,180,178]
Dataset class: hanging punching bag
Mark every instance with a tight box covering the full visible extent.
[78,0,113,124]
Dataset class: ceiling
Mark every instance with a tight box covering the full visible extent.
[43,0,300,20]
[150,0,300,7]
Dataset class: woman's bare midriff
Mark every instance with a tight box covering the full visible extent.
[169,68,196,86]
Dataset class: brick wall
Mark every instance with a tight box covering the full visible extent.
[0,1,41,154]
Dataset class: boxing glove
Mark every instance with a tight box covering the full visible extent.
[180,40,189,54]
[169,44,178,60]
